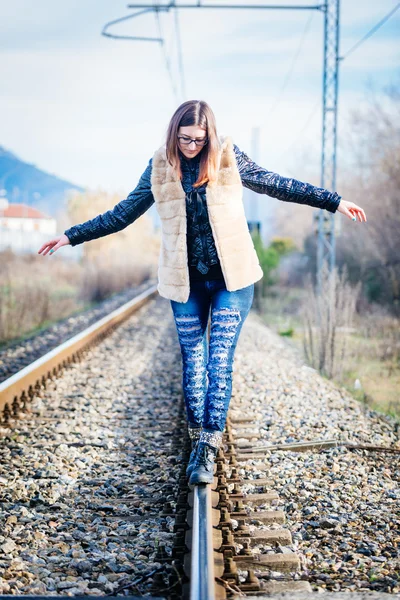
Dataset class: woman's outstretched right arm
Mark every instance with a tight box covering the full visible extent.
[38,158,154,255]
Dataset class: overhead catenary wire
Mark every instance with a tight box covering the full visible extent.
[154,6,181,103]
[163,6,186,101]
[340,2,400,61]
[276,98,321,162]
[101,5,183,102]
[174,7,187,101]
[264,12,315,124]
[101,9,162,41]
[102,3,329,153]
[276,3,399,162]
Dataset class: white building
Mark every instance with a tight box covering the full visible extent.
[0,197,57,253]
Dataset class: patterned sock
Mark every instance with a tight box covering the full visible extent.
[199,430,223,450]
[188,426,201,442]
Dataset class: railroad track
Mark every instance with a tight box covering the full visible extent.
[0,286,398,598]
[181,416,312,599]
[0,287,186,597]
[184,420,399,599]
[0,285,308,598]
[0,284,158,424]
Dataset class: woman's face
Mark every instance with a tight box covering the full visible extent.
[177,125,208,159]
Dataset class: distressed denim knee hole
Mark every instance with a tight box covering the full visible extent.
[210,308,241,337]
[203,308,243,431]
[174,313,207,427]
[209,308,241,357]
[175,314,204,347]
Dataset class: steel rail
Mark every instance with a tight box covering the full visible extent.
[0,284,158,420]
[190,484,216,600]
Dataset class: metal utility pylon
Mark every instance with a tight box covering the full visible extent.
[316,0,340,294]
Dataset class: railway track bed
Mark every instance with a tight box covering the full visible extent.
[184,311,398,597]
[0,290,398,598]
[0,294,185,597]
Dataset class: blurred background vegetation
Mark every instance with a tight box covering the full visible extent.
[0,190,160,345]
[252,82,400,419]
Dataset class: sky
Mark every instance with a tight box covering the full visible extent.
[1,0,399,202]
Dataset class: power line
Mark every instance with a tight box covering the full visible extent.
[278,5,400,174]
[265,12,315,123]
[276,98,321,162]
[101,6,181,101]
[174,7,187,100]
[340,2,400,61]
[154,7,180,103]
[101,9,162,42]
[157,6,186,101]
[128,3,324,10]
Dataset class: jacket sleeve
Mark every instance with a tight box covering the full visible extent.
[233,143,341,214]
[64,158,155,246]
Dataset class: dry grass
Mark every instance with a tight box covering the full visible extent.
[342,309,400,417]
[301,264,361,379]
[0,189,161,345]
[0,251,153,346]
[0,250,84,344]
[260,284,400,418]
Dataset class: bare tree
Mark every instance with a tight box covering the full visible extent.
[337,80,400,312]
[302,263,361,379]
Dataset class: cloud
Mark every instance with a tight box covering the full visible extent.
[0,0,398,193]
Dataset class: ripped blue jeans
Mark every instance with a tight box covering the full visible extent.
[170,279,254,433]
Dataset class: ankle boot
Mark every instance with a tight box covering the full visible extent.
[189,442,218,485]
[186,427,201,478]
[186,438,200,477]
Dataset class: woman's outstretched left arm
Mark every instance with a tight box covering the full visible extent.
[234,144,366,222]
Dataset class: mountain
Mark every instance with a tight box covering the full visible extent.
[0,146,85,218]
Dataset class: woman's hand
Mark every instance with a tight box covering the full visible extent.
[38,234,71,256]
[337,199,367,222]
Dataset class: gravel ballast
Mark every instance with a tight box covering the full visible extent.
[230,311,399,595]
[0,297,398,596]
[0,295,184,597]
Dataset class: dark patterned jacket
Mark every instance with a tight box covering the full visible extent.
[64,145,341,270]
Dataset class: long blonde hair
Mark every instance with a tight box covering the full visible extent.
[165,100,220,188]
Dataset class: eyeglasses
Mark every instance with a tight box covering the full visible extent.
[177,135,208,147]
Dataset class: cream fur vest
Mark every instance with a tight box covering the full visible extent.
[150,134,263,303]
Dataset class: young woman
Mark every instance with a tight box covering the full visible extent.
[38,100,366,485]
